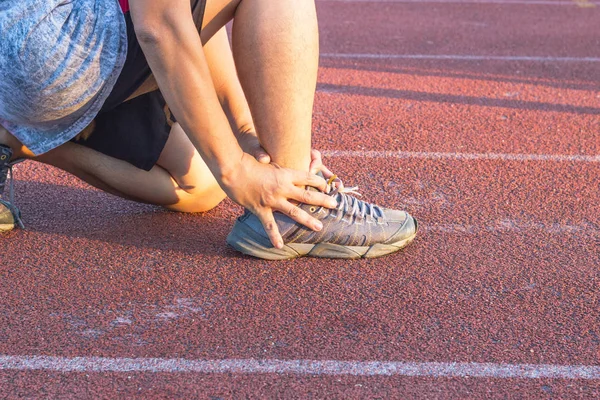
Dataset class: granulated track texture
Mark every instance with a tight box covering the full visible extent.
[1,0,598,397]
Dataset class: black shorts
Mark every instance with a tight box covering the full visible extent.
[73,0,207,171]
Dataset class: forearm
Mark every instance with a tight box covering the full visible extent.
[204,27,254,136]
[129,0,243,181]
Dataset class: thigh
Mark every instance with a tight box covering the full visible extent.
[125,74,159,102]
[156,122,219,193]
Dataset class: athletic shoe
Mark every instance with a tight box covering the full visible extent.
[0,144,24,232]
[227,175,418,260]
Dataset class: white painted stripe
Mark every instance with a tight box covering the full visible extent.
[320,53,600,62]
[322,150,600,163]
[319,0,597,5]
[1,356,599,379]
[424,223,599,235]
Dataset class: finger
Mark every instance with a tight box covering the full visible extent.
[309,158,322,175]
[320,165,335,180]
[292,171,328,192]
[290,186,338,209]
[309,149,323,174]
[254,147,271,164]
[309,160,320,175]
[279,201,324,232]
[256,210,283,249]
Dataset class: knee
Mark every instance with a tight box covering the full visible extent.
[166,181,227,213]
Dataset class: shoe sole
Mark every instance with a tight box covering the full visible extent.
[1,200,17,232]
[0,223,14,233]
[227,217,418,260]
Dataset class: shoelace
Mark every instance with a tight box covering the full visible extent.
[326,175,383,221]
[2,159,25,229]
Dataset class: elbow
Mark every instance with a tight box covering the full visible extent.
[132,8,185,46]
[134,22,165,46]
[133,12,180,46]
[130,5,192,49]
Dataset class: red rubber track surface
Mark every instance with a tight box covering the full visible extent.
[314,60,600,155]
[2,373,599,398]
[317,2,599,57]
[1,1,599,398]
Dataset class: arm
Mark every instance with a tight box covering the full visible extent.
[129,0,242,179]
[128,0,335,247]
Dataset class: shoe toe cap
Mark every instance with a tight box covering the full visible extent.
[384,212,418,244]
[381,208,410,223]
[0,201,16,232]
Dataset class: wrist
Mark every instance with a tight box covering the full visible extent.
[215,147,246,187]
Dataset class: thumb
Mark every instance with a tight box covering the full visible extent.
[254,147,271,164]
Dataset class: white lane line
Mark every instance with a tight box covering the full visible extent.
[1,356,599,379]
[322,150,600,163]
[424,223,600,235]
[320,54,600,62]
[319,0,597,5]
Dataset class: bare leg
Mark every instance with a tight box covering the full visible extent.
[155,122,226,212]
[42,123,225,213]
[200,0,319,173]
[2,123,225,213]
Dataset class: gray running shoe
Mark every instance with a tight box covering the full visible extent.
[0,200,16,233]
[227,176,418,260]
[0,144,24,233]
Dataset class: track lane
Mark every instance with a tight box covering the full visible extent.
[1,229,598,362]
[317,2,600,57]
[1,160,598,365]
[1,371,599,398]
[313,60,599,155]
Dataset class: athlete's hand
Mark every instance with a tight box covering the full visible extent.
[235,129,270,164]
[236,131,335,181]
[309,149,344,189]
[221,153,339,249]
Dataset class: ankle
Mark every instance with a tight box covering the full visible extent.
[270,154,312,174]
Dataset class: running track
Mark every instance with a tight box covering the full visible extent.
[1,0,599,398]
